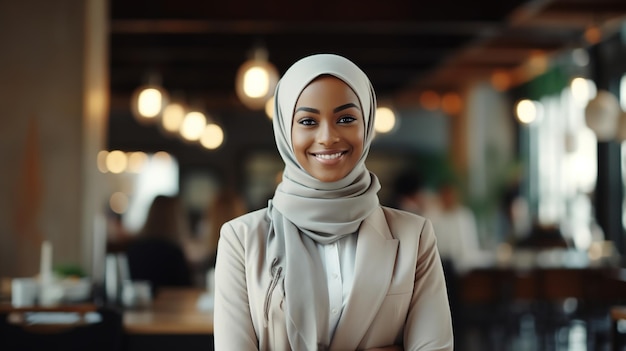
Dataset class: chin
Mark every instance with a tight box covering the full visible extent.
[311,171,348,183]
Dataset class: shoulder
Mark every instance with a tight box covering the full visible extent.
[380,206,429,229]
[220,208,270,242]
[377,206,437,245]
[225,208,268,226]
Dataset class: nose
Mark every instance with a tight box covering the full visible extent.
[316,121,340,146]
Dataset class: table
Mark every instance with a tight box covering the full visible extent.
[123,287,214,351]
[124,287,213,334]
[1,287,214,350]
[0,303,97,314]
[459,266,622,304]
[456,260,625,350]
[0,302,99,335]
[0,301,122,350]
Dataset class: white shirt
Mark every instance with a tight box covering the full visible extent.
[317,233,357,341]
[428,206,481,273]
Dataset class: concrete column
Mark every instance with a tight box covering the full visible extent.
[0,0,109,279]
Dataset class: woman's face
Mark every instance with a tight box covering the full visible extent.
[292,76,365,182]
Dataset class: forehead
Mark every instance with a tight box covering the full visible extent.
[295,75,360,106]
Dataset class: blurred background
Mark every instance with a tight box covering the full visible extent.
[2,0,626,350]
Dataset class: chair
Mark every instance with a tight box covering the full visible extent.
[459,267,541,350]
[125,237,193,295]
[0,306,123,351]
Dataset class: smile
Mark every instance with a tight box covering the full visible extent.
[313,152,345,161]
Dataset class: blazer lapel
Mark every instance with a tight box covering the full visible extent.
[329,207,399,350]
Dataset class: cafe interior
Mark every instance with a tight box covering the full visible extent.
[3,0,626,350]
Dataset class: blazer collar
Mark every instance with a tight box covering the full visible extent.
[329,207,399,350]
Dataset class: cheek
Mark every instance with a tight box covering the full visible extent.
[354,140,364,156]
[352,129,365,154]
[291,130,305,153]
[291,130,310,165]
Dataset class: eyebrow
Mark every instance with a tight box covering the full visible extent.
[333,103,360,113]
[294,103,361,114]
[295,107,319,114]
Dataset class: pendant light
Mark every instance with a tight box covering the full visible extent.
[131,72,169,125]
[235,47,278,110]
[374,105,397,134]
[585,90,620,141]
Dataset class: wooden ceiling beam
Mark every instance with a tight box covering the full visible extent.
[110,19,503,36]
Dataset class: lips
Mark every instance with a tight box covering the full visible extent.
[311,151,347,163]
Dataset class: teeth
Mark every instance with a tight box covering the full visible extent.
[315,152,343,160]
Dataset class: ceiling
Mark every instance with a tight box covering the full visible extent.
[109,0,626,109]
[106,0,626,158]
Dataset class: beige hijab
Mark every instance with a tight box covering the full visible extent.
[267,54,381,350]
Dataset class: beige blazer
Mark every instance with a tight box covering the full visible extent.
[214,206,453,351]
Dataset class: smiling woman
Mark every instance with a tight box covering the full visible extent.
[213,54,453,351]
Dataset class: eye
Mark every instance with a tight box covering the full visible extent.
[337,115,357,124]
[297,117,317,126]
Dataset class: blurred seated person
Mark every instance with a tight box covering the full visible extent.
[185,187,247,278]
[500,174,533,245]
[393,169,475,343]
[125,195,193,294]
[426,178,482,275]
[391,169,439,216]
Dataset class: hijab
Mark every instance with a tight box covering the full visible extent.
[267,54,381,350]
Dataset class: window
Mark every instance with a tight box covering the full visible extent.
[123,152,179,232]
[526,79,598,249]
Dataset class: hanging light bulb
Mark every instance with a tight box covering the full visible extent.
[570,77,596,106]
[200,123,225,150]
[127,151,148,173]
[515,99,542,124]
[131,73,169,125]
[441,92,463,115]
[137,89,162,116]
[105,150,128,174]
[584,25,602,45]
[375,106,397,133]
[161,102,186,135]
[235,47,279,110]
[180,111,207,141]
[585,90,620,141]
[244,67,270,98]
